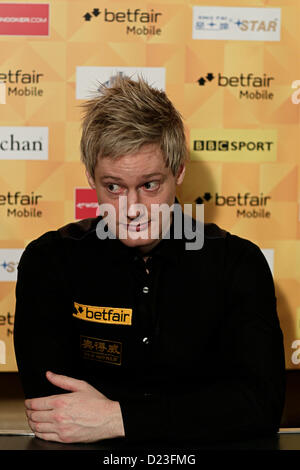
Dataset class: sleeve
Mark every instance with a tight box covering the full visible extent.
[119,238,286,443]
[13,236,76,399]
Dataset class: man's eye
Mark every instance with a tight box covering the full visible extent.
[107,183,121,193]
[144,181,159,190]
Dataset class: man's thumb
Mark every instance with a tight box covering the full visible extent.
[45,371,86,392]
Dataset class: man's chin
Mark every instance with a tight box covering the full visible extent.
[118,235,161,253]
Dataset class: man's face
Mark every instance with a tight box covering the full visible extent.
[86,144,185,253]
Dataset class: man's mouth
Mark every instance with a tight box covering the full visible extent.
[123,221,151,232]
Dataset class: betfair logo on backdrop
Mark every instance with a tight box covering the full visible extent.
[191,129,277,162]
[73,302,133,326]
[82,7,163,36]
[197,72,274,100]
[0,70,44,97]
[0,191,43,218]
[195,192,272,219]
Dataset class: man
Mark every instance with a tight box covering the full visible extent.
[14,77,285,444]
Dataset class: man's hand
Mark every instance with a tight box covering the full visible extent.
[25,371,125,443]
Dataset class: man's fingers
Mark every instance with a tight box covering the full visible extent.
[34,432,62,442]
[45,371,88,392]
[26,409,55,423]
[28,420,56,434]
[25,396,53,411]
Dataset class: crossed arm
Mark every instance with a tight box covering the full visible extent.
[15,237,286,444]
[25,371,125,443]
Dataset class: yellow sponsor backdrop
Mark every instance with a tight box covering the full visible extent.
[0,0,299,370]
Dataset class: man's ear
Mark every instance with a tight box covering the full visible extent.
[176,163,186,186]
[86,170,96,189]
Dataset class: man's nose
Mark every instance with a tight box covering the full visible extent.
[126,191,144,220]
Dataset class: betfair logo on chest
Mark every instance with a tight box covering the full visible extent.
[73,302,132,326]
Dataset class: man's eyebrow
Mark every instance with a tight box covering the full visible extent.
[100,175,124,182]
[100,173,165,181]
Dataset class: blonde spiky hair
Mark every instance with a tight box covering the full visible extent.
[80,75,187,177]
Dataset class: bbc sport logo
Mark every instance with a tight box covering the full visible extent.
[192,6,281,41]
[76,66,165,100]
[190,129,277,163]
